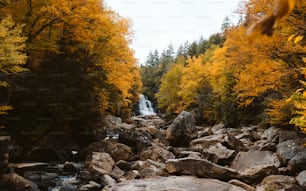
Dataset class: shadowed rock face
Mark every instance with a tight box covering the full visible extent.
[166,111,197,147]
[102,176,247,191]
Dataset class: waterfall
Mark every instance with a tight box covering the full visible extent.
[139,94,156,116]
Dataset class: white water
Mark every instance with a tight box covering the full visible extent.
[139,94,156,116]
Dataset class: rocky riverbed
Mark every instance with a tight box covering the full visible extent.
[1,111,306,191]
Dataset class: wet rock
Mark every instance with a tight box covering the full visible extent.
[166,111,197,146]
[190,134,224,149]
[0,173,39,191]
[288,149,306,175]
[231,150,280,183]
[63,161,76,173]
[166,158,240,181]
[229,179,255,191]
[255,175,297,191]
[23,171,57,182]
[103,176,247,191]
[297,170,306,186]
[276,139,304,166]
[139,143,175,162]
[86,152,115,175]
[79,181,101,191]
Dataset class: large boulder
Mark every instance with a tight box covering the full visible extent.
[231,150,280,183]
[102,176,247,191]
[86,152,115,175]
[276,139,305,166]
[166,111,197,146]
[166,157,240,181]
[0,173,39,191]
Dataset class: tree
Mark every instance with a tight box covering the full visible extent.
[0,16,27,115]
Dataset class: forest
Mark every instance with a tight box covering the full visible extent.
[0,0,306,190]
[0,0,142,140]
[141,0,306,131]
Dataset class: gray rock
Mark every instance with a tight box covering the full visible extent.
[166,111,197,146]
[261,127,280,143]
[86,152,115,175]
[190,134,224,149]
[288,149,306,175]
[132,160,167,178]
[101,174,116,187]
[276,139,304,166]
[166,157,240,181]
[297,170,306,186]
[0,173,39,191]
[255,175,297,191]
[102,176,247,191]
[231,150,280,183]
[211,123,225,134]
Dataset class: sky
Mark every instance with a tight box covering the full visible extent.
[104,0,241,65]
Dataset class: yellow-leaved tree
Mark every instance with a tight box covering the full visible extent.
[0,16,27,115]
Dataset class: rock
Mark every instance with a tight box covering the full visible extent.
[118,129,152,151]
[190,134,224,149]
[166,111,197,146]
[0,173,39,191]
[229,179,255,191]
[224,133,249,152]
[78,140,134,162]
[104,114,122,129]
[166,157,240,181]
[211,123,225,134]
[101,174,116,187]
[297,170,306,186]
[139,143,175,162]
[111,165,125,178]
[115,160,132,171]
[276,139,304,166]
[288,149,306,175]
[261,127,280,143]
[63,161,76,173]
[197,126,213,137]
[231,150,280,183]
[86,152,115,175]
[202,143,235,165]
[259,143,277,152]
[79,181,101,191]
[255,175,297,191]
[179,150,202,159]
[132,160,167,178]
[103,176,247,191]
